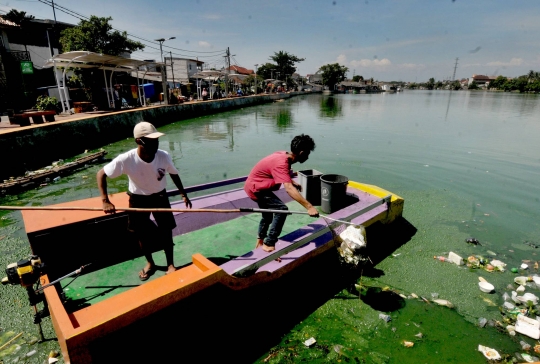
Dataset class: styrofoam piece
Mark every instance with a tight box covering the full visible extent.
[447,251,463,265]
[517,285,526,293]
[478,345,501,360]
[516,314,540,339]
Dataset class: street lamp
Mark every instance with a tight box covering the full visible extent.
[254,64,258,95]
[155,37,176,63]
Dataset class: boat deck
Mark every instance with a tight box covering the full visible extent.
[61,201,313,310]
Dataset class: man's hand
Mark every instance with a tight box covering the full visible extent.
[102,200,116,214]
[307,206,319,217]
[182,195,192,209]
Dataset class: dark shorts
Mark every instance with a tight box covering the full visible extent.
[127,189,177,233]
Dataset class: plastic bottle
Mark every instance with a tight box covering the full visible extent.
[434,256,450,262]
[379,313,391,322]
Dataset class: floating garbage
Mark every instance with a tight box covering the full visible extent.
[522,263,529,270]
[431,293,439,299]
[515,276,534,285]
[507,325,516,336]
[414,332,423,338]
[503,301,516,310]
[478,277,495,293]
[304,337,316,347]
[521,340,532,351]
[26,350,36,357]
[487,250,497,256]
[503,292,510,301]
[490,260,507,271]
[478,345,501,360]
[517,285,526,293]
[379,313,391,322]
[515,314,540,339]
[433,299,454,308]
[521,353,539,362]
[403,341,414,348]
[336,225,367,266]
[53,176,61,182]
[478,317,487,328]
[466,237,482,246]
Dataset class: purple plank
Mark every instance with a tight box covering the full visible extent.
[220,186,388,275]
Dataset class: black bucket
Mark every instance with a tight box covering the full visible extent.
[320,174,349,213]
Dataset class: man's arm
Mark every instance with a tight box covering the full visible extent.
[170,174,192,208]
[96,168,115,213]
[283,182,319,217]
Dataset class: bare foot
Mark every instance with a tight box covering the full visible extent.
[166,265,177,275]
[256,238,265,249]
[262,244,282,262]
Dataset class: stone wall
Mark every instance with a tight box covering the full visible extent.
[0,92,306,180]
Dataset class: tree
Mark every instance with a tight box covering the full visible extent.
[243,74,264,93]
[59,16,144,55]
[1,9,35,51]
[1,9,34,25]
[256,63,277,80]
[352,75,364,82]
[450,80,461,90]
[318,63,349,90]
[269,51,305,82]
[426,77,435,90]
[468,80,479,90]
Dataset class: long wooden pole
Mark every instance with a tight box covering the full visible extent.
[0,205,360,225]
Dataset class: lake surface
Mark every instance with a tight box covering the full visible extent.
[1,91,540,362]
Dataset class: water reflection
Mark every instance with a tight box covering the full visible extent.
[319,96,342,119]
[275,109,293,130]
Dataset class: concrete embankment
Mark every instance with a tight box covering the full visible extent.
[0,92,308,180]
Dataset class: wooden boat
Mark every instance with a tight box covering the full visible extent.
[21,174,403,363]
[0,150,107,195]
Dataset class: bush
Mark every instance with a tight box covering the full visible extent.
[35,95,59,112]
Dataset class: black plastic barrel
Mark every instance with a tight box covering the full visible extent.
[320,174,349,213]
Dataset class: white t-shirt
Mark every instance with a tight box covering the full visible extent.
[104,149,179,195]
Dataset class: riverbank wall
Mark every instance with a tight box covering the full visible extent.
[0,92,309,180]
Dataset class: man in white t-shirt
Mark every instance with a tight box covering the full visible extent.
[97,121,192,281]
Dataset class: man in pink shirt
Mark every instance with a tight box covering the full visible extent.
[244,134,319,252]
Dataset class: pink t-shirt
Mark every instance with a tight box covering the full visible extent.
[244,151,292,200]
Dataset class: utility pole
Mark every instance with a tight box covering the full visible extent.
[224,47,231,96]
[170,51,175,89]
[452,58,459,81]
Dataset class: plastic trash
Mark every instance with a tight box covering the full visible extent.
[503,292,510,301]
[53,176,61,182]
[512,268,519,273]
[478,345,501,360]
[431,293,439,299]
[491,259,506,271]
[522,263,529,270]
[403,341,414,348]
[516,314,540,339]
[515,276,532,285]
[414,332,423,338]
[517,285,526,293]
[504,301,516,310]
[434,256,450,263]
[379,313,391,322]
[521,341,532,351]
[478,317,487,328]
[304,337,316,347]
[447,252,464,265]
[433,299,454,308]
[521,353,539,362]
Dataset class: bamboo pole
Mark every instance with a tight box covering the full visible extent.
[0,206,242,213]
[0,332,23,351]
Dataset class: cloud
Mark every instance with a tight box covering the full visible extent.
[198,41,212,48]
[486,58,523,67]
[335,54,425,73]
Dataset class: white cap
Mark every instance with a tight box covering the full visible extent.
[133,122,164,139]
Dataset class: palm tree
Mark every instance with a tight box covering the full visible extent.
[528,70,535,83]
[1,9,35,52]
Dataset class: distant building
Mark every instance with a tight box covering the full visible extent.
[224,65,253,75]
[164,57,204,84]
[468,74,497,88]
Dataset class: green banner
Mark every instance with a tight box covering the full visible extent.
[20,61,34,75]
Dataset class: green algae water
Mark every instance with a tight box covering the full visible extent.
[1,91,540,363]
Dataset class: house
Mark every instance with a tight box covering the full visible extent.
[468,74,497,88]
[0,16,74,111]
[224,65,253,75]
[164,57,204,85]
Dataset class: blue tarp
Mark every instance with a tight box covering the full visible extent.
[143,83,155,98]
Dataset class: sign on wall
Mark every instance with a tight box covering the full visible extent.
[20,61,34,75]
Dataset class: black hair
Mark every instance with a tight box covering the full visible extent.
[291,134,316,155]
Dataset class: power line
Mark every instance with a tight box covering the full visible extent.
[37,0,227,55]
